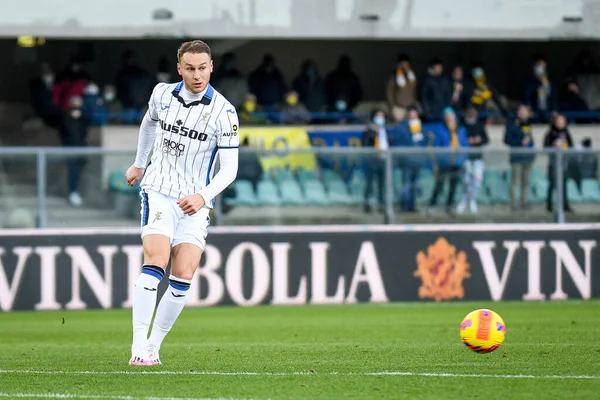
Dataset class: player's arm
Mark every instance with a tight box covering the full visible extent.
[126,84,162,186]
[197,107,240,206]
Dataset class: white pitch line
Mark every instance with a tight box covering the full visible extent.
[0,369,598,380]
[0,394,264,400]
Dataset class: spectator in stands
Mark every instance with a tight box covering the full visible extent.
[212,52,248,111]
[62,95,92,206]
[427,107,468,216]
[248,54,286,112]
[421,57,451,123]
[559,79,589,114]
[239,93,269,126]
[504,104,535,211]
[396,105,427,212]
[567,49,600,76]
[325,55,362,114]
[29,62,62,129]
[578,138,598,180]
[293,59,326,115]
[456,105,489,215]
[362,109,390,213]
[544,113,573,213]
[279,90,311,125]
[156,56,172,83]
[449,65,467,113]
[82,82,105,126]
[524,55,557,122]
[386,54,417,123]
[466,62,507,117]
[53,56,90,114]
[115,50,155,122]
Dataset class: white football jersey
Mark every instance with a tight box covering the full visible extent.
[139,82,240,201]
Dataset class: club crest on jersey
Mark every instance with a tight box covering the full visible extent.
[200,112,210,122]
[159,119,208,141]
[162,138,186,157]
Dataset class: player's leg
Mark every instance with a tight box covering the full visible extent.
[146,208,210,362]
[130,190,176,365]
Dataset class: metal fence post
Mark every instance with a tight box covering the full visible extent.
[36,149,48,228]
[555,149,565,224]
[384,149,395,225]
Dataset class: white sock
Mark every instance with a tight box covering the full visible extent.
[131,265,164,354]
[148,275,191,350]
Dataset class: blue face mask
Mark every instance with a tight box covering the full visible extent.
[335,100,347,112]
[373,116,385,126]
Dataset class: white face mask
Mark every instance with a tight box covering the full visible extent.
[84,83,99,96]
[465,116,477,125]
[373,116,385,126]
[104,92,116,102]
[42,74,54,86]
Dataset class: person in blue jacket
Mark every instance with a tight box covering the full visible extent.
[504,104,535,210]
[428,107,469,215]
[395,105,429,212]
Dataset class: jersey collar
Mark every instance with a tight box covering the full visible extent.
[171,81,214,108]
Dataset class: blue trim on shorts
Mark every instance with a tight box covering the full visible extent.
[169,279,191,291]
[141,191,149,226]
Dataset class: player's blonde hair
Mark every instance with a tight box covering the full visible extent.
[177,40,212,62]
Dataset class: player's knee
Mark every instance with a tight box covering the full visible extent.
[170,266,196,281]
[143,245,170,269]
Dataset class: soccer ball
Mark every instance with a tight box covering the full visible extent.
[459,309,506,353]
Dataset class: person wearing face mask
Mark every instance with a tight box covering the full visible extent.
[456,106,489,215]
[361,109,390,213]
[449,65,467,112]
[386,53,417,122]
[428,107,468,216]
[396,105,427,212]
[248,54,287,113]
[29,61,62,129]
[325,55,362,116]
[504,104,536,211]
[280,90,311,125]
[239,93,269,126]
[292,59,326,115]
[543,113,573,213]
[465,62,507,117]
[524,55,557,122]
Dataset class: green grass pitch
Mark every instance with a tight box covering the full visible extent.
[0,301,599,400]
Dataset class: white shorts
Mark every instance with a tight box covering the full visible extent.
[140,189,210,250]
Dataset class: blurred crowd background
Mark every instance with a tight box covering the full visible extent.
[2,0,600,228]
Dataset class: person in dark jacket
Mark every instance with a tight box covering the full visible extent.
[449,65,468,113]
[456,106,489,214]
[293,59,326,114]
[362,109,390,213]
[524,55,558,122]
[395,105,428,212]
[543,113,573,213]
[428,107,468,215]
[325,55,362,114]
[248,54,287,112]
[504,104,535,210]
[420,57,451,123]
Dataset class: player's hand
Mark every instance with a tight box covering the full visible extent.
[178,194,205,216]
[125,165,144,187]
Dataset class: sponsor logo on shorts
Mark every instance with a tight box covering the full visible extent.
[153,211,162,223]
[162,139,186,157]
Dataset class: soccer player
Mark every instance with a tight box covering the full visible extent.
[125,40,239,366]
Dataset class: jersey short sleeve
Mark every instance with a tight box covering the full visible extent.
[217,105,240,148]
[147,83,166,121]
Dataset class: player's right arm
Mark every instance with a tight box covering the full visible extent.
[126,84,163,186]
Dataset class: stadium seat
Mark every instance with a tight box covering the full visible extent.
[581,179,600,202]
[322,169,344,184]
[303,180,331,206]
[530,168,546,184]
[566,179,584,203]
[279,180,305,205]
[257,180,282,206]
[273,168,296,183]
[487,179,510,204]
[225,180,259,206]
[297,169,319,184]
[530,179,549,204]
[416,176,435,205]
[484,169,503,183]
[327,180,354,205]
[348,169,367,204]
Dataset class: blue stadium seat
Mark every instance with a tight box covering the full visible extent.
[225,180,259,206]
[298,169,319,184]
[487,179,510,204]
[567,179,584,203]
[327,180,354,205]
[279,180,305,205]
[416,176,435,205]
[257,180,282,206]
[322,169,343,184]
[581,179,600,202]
[303,180,331,206]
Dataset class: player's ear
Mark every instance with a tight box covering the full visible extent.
[210,59,214,72]
[176,63,182,76]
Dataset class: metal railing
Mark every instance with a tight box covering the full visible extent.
[0,146,598,228]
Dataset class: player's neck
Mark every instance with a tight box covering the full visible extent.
[181,83,208,99]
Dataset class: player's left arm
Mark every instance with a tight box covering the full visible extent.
[179,106,239,214]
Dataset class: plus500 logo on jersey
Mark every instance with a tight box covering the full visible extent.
[160,119,208,141]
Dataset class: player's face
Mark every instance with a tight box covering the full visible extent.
[177,52,213,94]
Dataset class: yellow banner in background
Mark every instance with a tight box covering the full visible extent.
[239,127,317,171]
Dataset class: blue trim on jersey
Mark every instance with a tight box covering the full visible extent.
[175,81,184,91]
[219,146,238,149]
[204,84,214,100]
[205,146,219,208]
[169,279,191,291]
[142,266,164,281]
[141,191,149,226]
[172,82,213,107]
